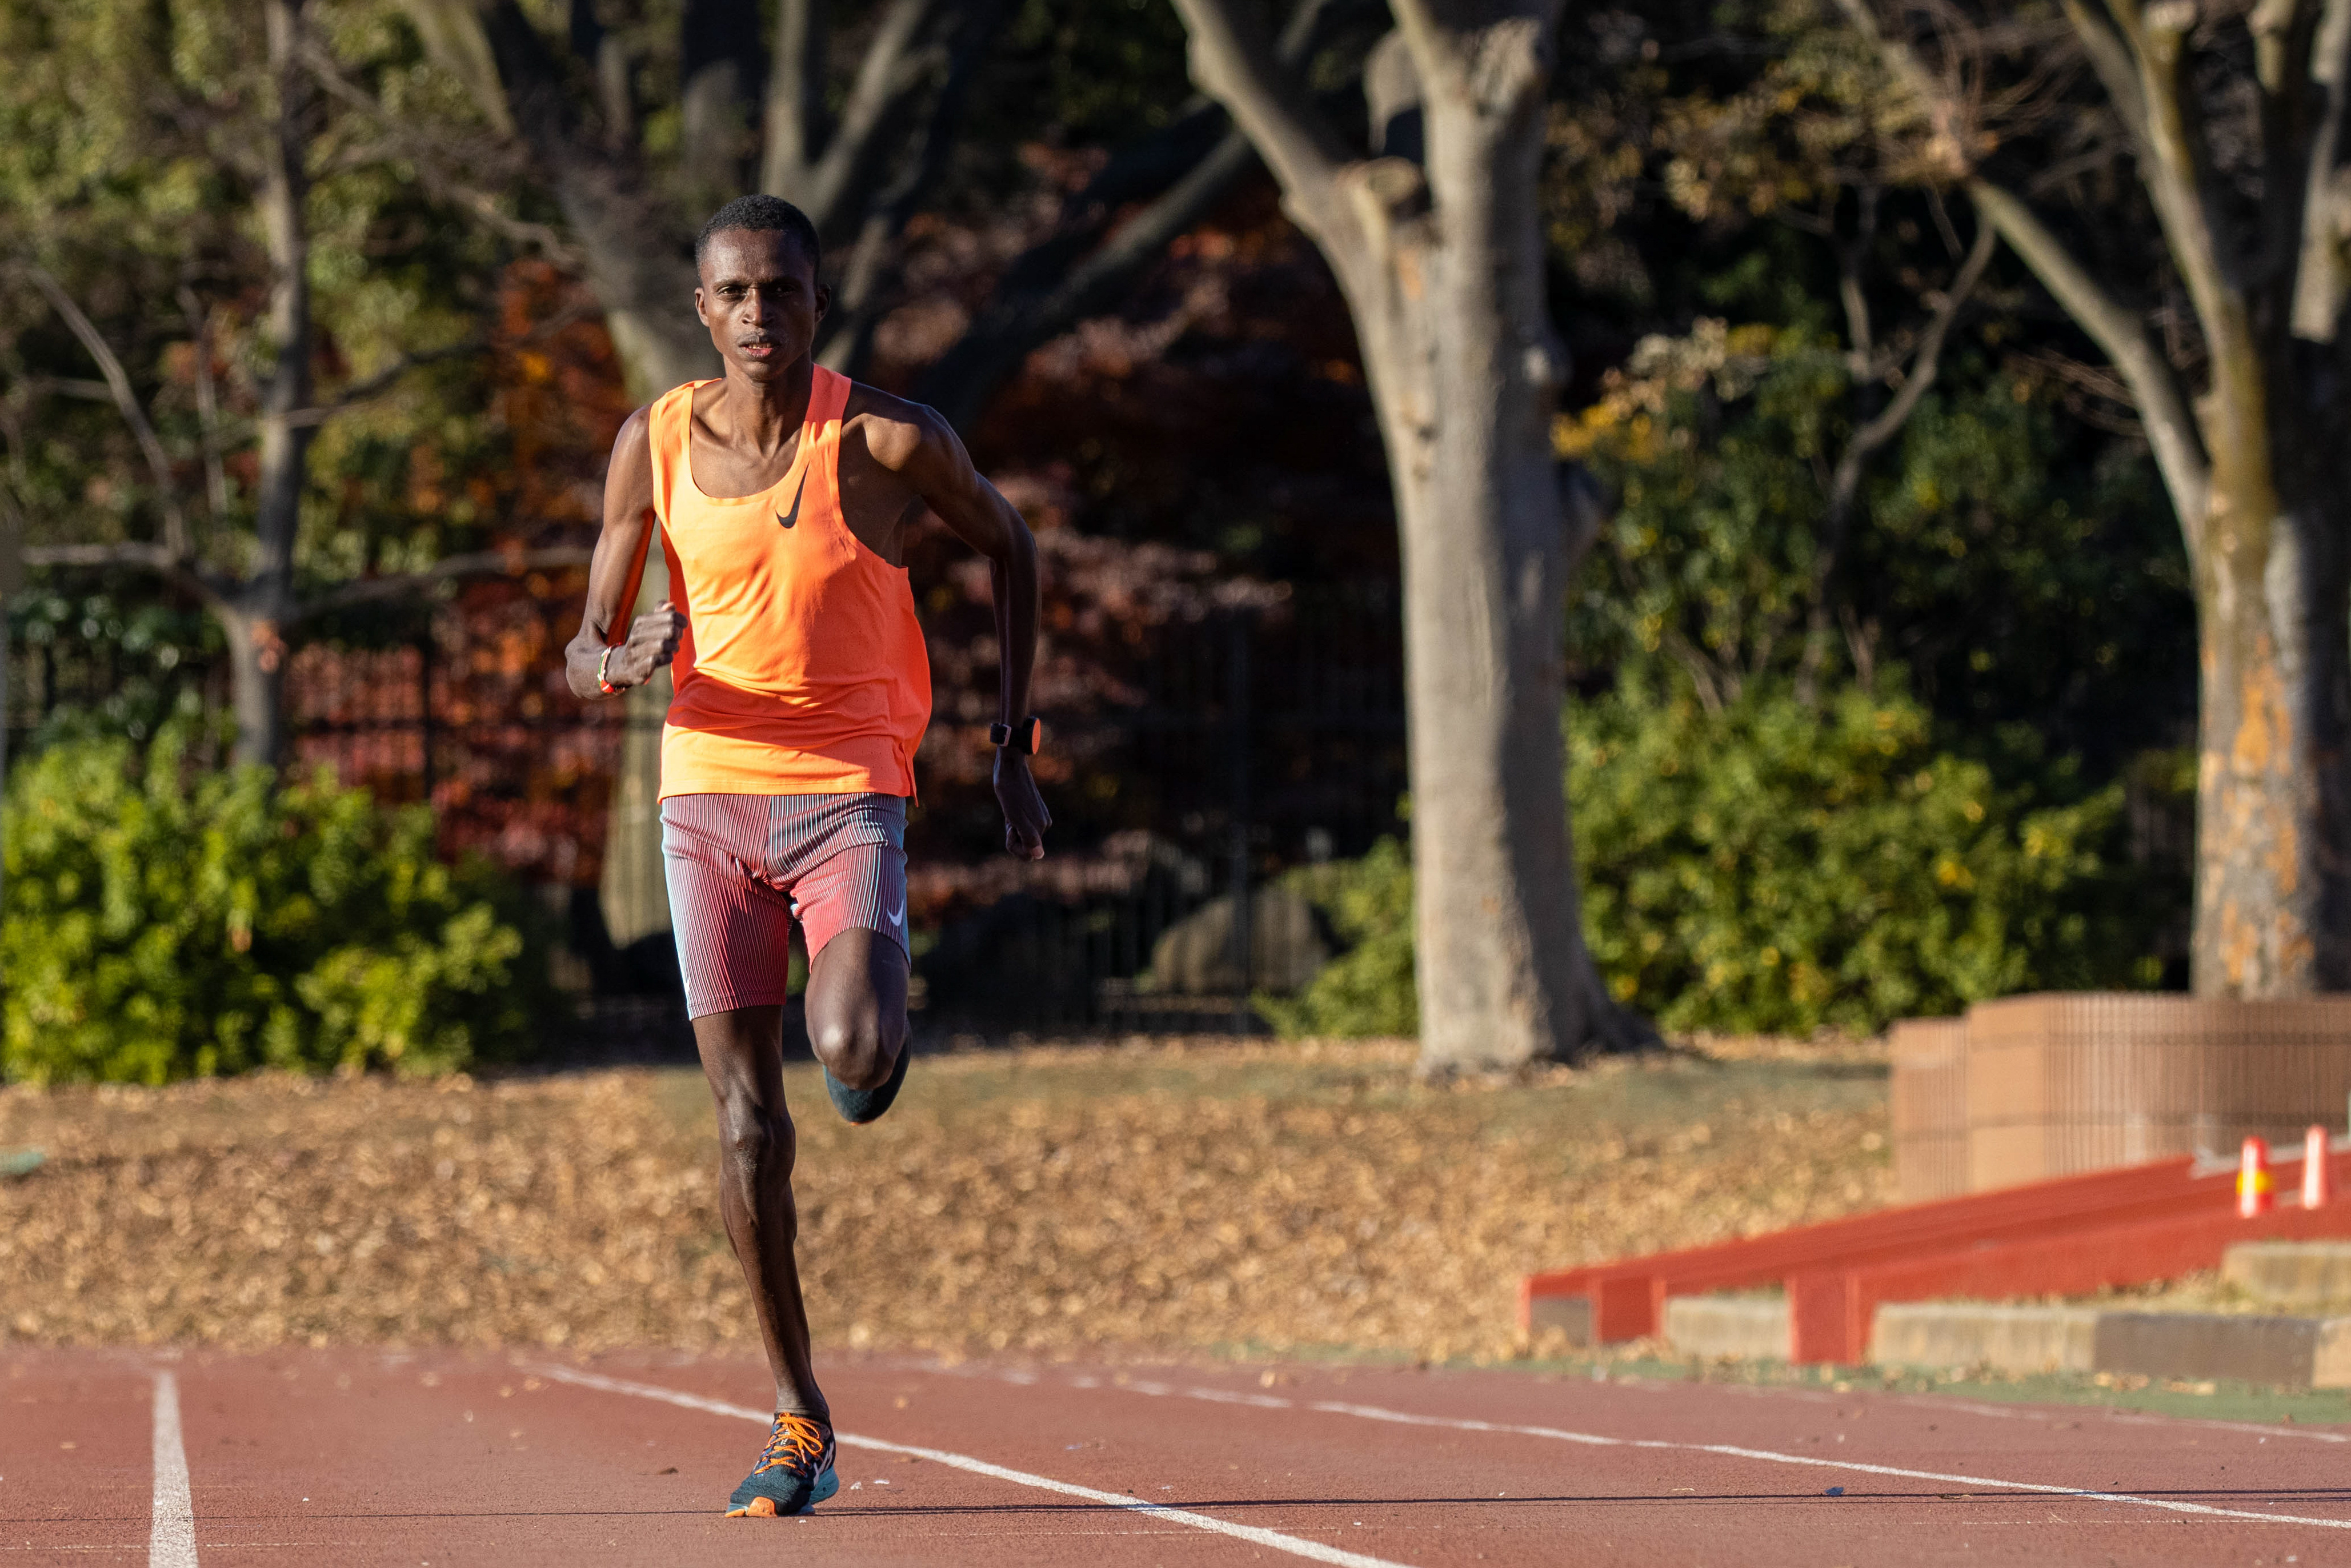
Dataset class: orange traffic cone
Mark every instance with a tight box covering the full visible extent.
[2240,1136,2276,1218]
[2305,1125,2334,1210]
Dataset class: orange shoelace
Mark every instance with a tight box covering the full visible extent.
[754,1412,830,1477]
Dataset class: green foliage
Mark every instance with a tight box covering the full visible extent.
[1,728,552,1083]
[1256,838,1416,1038]
[1265,680,2163,1041]
[1562,320,2190,764]
[0,0,519,590]
[7,592,222,750]
[1571,681,2158,1034]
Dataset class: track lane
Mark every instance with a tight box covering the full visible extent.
[167,1350,1185,1567]
[915,1359,2351,1545]
[2,1354,154,1562]
[598,1353,2351,1565]
[8,1347,2351,1566]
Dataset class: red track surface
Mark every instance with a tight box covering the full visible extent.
[7,1347,2351,1565]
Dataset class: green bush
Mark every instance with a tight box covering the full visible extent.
[1572,682,2158,1034]
[1256,837,1416,1038]
[1266,681,2163,1040]
[1,728,554,1083]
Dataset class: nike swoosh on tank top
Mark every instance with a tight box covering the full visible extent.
[641,367,932,799]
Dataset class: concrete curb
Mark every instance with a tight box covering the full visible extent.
[2225,1241,2351,1312]
[1662,1295,2351,1388]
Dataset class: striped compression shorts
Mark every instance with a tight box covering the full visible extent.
[659,792,909,1020]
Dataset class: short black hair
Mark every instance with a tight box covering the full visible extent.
[694,195,822,274]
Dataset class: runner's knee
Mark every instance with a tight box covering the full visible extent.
[808,1008,901,1089]
[715,1097,794,1182]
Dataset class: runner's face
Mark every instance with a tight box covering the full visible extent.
[694,231,826,382]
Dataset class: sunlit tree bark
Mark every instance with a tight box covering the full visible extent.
[1168,0,1651,1068]
[1842,0,2351,996]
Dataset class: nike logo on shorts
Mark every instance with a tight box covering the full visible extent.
[776,470,807,530]
[887,897,905,930]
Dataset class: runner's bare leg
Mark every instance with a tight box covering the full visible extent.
[694,1005,824,1419]
[804,927,908,1090]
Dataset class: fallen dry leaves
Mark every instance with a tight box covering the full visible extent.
[0,1037,1892,1362]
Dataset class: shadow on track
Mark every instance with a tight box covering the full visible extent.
[131,1485,2351,1525]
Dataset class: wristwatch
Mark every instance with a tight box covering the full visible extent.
[990,716,1044,755]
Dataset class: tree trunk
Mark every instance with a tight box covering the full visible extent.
[222,607,291,771]
[1389,450,1596,1065]
[1168,0,1645,1069]
[1382,34,1589,1070]
[237,0,319,772]
[1839,1,2351,1001]
[2194,390,2351,994]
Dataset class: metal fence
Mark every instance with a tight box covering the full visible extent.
[5,582,1408,1038]
[915,588,1408,1035]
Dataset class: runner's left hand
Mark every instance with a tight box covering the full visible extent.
[995,751,1050,861]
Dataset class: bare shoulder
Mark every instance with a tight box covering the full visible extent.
[611,402,656,463]
[600,403,662,526]
[843,382,959,474]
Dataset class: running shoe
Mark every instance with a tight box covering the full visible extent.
[726,1410,839,1517]
[824,1038,910,1125]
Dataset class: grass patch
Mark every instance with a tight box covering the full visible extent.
[1482,1352,2351,1427]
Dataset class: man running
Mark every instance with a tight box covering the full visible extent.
[567,193,1048,1518]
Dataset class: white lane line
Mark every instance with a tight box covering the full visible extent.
[952,1365,2351,1532]
[148,1371,197,1568]
[926,1363,2351,1542]
[1719,1378,2351,1446]
[521,1364,1413,1568]
[1894,1393,2351,1445]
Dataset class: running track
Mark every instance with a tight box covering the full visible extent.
[7,1349,2350,1565]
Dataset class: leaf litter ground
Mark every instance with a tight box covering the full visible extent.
[0,1035,1892,1364]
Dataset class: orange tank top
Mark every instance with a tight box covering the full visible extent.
[645,368,931,799]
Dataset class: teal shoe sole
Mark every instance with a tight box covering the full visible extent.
[825,1042,910,1124]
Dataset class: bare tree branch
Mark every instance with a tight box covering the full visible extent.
[1837,185,1881,381]
[400,0,516,133]
[819,0,1003,374]
[2293,0,2351,337]
[282,298,602,428]
[1828,0,1975,175]
[21,540,230,609]
[766,0,958,242]
[297,544,593,616]
[1968,178,2212,540]
[676,0,764,211]
[919,132,1263,427]
[1166,0,1357,241]
[21,376,117,402]
[1832,0,2216,544]
[764,0,827,196]
[915,0,1353,427]
[2116,1,2257,347]
[448,0,713,394]
[2057,0,2150,138]
[251,0,320,619]
[304,39,583,268]
[1799,212,1998,705]
[177,286,230,520]
[1847,216,2000,466]
[20,266,194,560]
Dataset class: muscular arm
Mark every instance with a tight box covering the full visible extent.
[866,403,1049,860]
[566,407,685,700]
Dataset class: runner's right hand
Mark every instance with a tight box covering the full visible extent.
[605,601,687,688]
